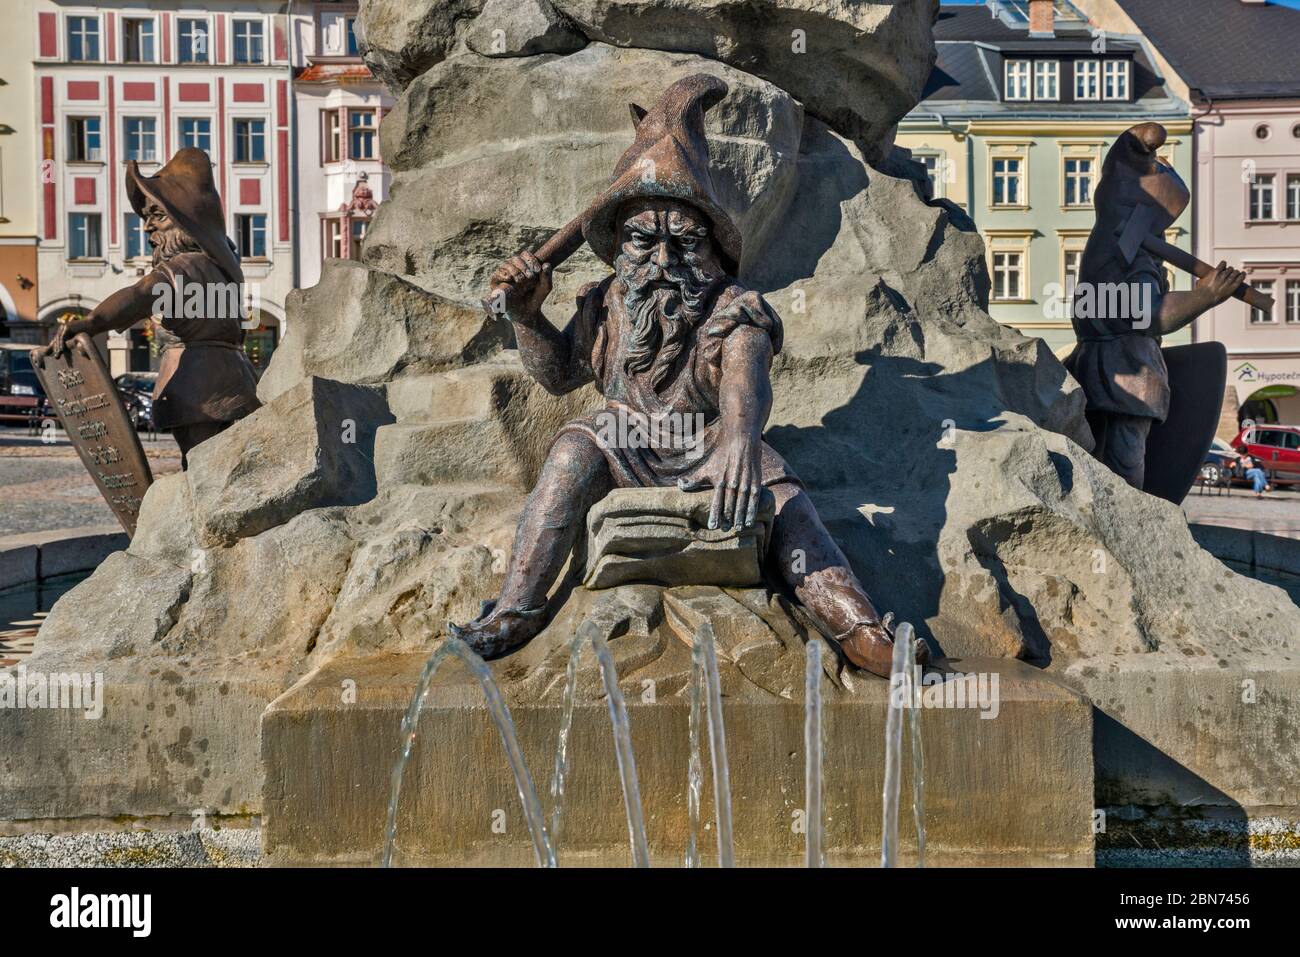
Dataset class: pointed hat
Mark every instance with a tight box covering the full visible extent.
[126,147,243,285]
[582,74,742,273]
[1094,122,1189,264]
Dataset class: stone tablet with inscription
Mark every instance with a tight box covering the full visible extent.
[32,332,153,537]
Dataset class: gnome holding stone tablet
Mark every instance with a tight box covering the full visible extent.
[38,148,260,468]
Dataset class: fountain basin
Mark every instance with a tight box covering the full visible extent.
[261,652,1094,866]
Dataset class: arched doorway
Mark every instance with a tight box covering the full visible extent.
[1240,385,1300,428]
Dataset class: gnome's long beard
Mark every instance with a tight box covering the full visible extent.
[150,226,203,268]
[615,253,718,390]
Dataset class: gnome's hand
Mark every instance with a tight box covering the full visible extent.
[1197,261,1246,306]
[488,250,552,320]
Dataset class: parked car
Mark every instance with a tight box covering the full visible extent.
[1200,437,1243,488]
[1231,424,1300,484]
[0,342,50,426]
[114,372,158,431]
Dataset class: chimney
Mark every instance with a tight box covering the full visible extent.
[1028,0,1055,37]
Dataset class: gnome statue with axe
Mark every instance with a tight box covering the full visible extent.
[1064,123,1269,492]
[37,148,261,468]
[451,74,927,678]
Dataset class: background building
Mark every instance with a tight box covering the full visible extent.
[0,0,40,343]
[1077,0,1300,431]
[292,0,391,290]
[30,0,297,375]
[898,0,1194,354]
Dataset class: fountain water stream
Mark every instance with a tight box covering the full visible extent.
[690,622,735,867]
[548,621,650,867]
[382,637,555,868]
[804,638,825,868]
[882,622,919,868]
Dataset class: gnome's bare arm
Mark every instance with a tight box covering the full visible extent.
[41,272,161,357]
[680,294,776,530]
[489,250,590,395]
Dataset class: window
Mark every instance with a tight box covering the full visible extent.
[917,154,943,200]
[178,18,210,63]
[1064,158,1094,207]
[1058,248,1083,319]
[1103,60,1130,100]
[124,212,149,260]
[67,117,102,162]
[1005,60,1031,101]
[67,16,100,62]
[179,118,212,154]
[233,19,264,64]
[1074,60,1099,100]
[1287,280,1300,324]
[993,158,1023,206]
[236,214,267,259]
[122,17,155,63]
[68,213,102,259]
[1287,174,1300,221]
[323,110,342,162]
[350,219,368,260]
[1034,60,1059,101]
[124,118,158,162]
[1254,124,1271,141]
[992,251,1023,301]
[1250,174,1276,221]
[234,119,266,163]
[1250,281,1275,323]
[324,219,344,260]
[346,17,360,56]
[349,110,377,159]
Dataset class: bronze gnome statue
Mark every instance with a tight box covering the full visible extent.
[450,75,927,678]
[1064,123,1245,488]
[39,148,261,468]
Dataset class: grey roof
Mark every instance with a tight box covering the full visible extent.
[916,3,1180,117]
[1114,0,1300,100]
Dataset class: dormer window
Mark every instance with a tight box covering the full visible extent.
[1103,60,1130,100]
[1033,60,1059,100]
[1006,60,1062,101]
[1005,60,1031,101]
[1075,60,1099,100]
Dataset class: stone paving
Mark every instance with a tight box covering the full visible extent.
[0,425,180,537]
[1182,483,1300,540]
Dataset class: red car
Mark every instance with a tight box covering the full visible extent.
[1231,424,1300,483]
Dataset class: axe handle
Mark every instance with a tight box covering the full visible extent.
[1142,235,1274,312]
[533,213,588,268]
[481,207,593,319]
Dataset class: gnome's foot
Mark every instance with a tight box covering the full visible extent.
[447,602,549,659]
[834,618,930,679]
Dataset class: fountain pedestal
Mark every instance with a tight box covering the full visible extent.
[261,582,1096,866]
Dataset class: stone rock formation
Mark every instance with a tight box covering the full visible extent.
[4,0,1297,847]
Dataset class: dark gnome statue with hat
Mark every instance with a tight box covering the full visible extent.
[37,148,261,468]
[452,74,928,678]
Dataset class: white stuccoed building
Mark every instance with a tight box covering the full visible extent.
[291,1,392,290]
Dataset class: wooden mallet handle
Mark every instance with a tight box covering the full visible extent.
[1142,235,1274,312]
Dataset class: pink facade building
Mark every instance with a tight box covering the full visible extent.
[21,1,393,375]
[1080,0,1300,428]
